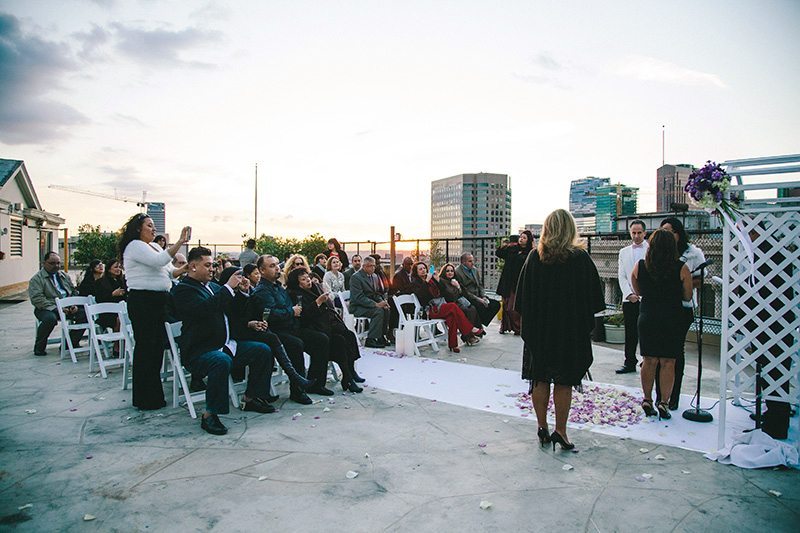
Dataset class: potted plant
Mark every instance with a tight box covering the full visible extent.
[603,312,625,344]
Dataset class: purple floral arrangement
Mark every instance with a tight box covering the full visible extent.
[684,161,740,218]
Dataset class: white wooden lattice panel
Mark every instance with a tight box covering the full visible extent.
[718,154,800,448]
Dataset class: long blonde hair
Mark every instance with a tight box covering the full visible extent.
[282,254,310,284]
[537,209,584,264]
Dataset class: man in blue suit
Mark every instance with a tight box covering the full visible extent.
[173,247,275,436]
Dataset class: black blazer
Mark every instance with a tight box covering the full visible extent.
[172,277,242,365]
[288,283,340,336]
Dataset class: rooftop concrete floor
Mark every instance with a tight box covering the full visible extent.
[0,300,797,532]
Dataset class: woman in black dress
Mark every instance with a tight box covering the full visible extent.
[94,258,127,329]
[496,230,534,334]
[515,210,604,450]
[286,268,364,393]
[631,229,693,420]
[78,259,104,297]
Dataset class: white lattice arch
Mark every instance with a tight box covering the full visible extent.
[718,154,800,448]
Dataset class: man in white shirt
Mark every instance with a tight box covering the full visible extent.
[616,220,648,374]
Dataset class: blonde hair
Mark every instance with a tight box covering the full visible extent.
[537,209,584,264]
[282,254,310,284]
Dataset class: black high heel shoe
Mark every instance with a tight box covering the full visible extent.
[550,431,575,451]
[537,427,551,448]
[657,402,672,420]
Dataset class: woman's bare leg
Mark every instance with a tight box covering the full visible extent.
[553,384,573,440]
[531,381,551,432]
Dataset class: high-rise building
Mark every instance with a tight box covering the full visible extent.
[431,173,511,287]
[569,177,609,233]
[147,202,166,234]
[595,184,638,233]
[656,164,694,211]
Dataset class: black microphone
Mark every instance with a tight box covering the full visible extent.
[692,259,714,273]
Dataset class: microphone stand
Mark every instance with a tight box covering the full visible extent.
[683,261,713,423]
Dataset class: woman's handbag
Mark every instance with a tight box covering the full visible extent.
[456,296,472,310]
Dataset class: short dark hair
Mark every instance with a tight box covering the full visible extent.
[43,251,59,262]
[630,219,646,231]
[257,254,276,269]
[246,239,256,249]
[351,254,362,260]
[242,263,258,278]
[187,246,212,263]
[286,266,308,290]
[155,235,166,243]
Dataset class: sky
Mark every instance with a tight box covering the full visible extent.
[1,0,799,244]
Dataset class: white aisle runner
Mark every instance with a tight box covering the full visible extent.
[357,349,794,454]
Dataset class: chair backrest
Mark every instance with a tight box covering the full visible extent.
[86,302,126,318]
[164,321,183,360]
[56,295,95,322]
[393,294,423,326]
[337,291,354,328]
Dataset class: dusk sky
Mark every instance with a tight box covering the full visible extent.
[1,0,798,244]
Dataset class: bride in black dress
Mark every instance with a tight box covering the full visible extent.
[516,209,604,451]
[631,229,693,420]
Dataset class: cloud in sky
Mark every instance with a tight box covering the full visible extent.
[616,55,727,88]
[531,52,561,71]
[112,23,222,69]
[0,13,89,144]
[73,24,111,61]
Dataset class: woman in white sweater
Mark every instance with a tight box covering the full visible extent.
[120,213,190,410]
[322,256,346,295]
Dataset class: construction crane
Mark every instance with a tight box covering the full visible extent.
[48,185,150,213]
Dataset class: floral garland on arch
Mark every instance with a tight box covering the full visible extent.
[685,160,755,283]
[683,161,741,220]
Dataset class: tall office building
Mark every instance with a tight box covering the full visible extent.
[147,202,166,234]
[431,173,511,287]
[595,184,638,233]
[656,164,695,211]
[568,177,609,233]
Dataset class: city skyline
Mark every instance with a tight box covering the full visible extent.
[1,1,798,242]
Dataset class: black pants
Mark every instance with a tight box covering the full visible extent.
[475,298,501,327]
[622,301,640,368]
[127,290,169,410]
[273,329,329,393]
[33,307,86,354]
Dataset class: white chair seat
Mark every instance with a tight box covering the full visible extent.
[393,294,448,356]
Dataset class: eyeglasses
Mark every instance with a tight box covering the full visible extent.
[294,262,304,266]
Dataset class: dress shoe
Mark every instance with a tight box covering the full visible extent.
[289,392,313,405]
[34,351,47,356]
[343,380,363,393]
[189,376,207,393]
[240,397,276,414]
[265,394,280,403]
[201,414,228,435]
[307,386,335,396]
[365,338,387,348]
[615,366,636,374]
[351,370,365,383]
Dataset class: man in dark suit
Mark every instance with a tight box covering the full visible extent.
[173,247,275,436]
[349,256,390,348]
[247,254,332,402]
[343,254,362,290]
[454,253,501,327]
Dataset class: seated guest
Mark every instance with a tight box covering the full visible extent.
[370,254,390,297]
[322,256,346,295]
[247,254,333,401]
[154,235,167,250]
[239,239,259,266]
[437,263,482,329]
[349,256,391,348]
[173,247,277,436]
[282,254,316,284]
[28,252,86,356]
[391,257,415,296]
[78,259,104,296]
[324,238,350,270]
[312,253,328,280]
[409,261,484,353]
[286,268,364,392]
[219,266,314,399]
[94,259,127,338]
[170,253,188,286]
[343,254,362,289]
[455,253,502,327]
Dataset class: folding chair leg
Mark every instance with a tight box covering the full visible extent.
[228,376,240,408]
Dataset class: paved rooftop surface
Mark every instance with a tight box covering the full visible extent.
[0,300,797,532]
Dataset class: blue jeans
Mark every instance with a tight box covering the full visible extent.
[189,341,273,414]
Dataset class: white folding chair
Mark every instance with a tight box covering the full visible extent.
[85,302,132,385]
[55,296,95,363]
[338,290,370,346]
[164,322,240,419]
[393,294,448,357]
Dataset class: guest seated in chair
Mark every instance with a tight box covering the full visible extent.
[437,263,482,330]
[286,268,364,392]
[78,259,104,297]
[408,261,484,354]
[94,258,128,355]
[454,253,501,328]
[248,254,333,402]
[349,256,391,348]
[173,247,277,436]
[28,252,86,356]
[343,254,362,290]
